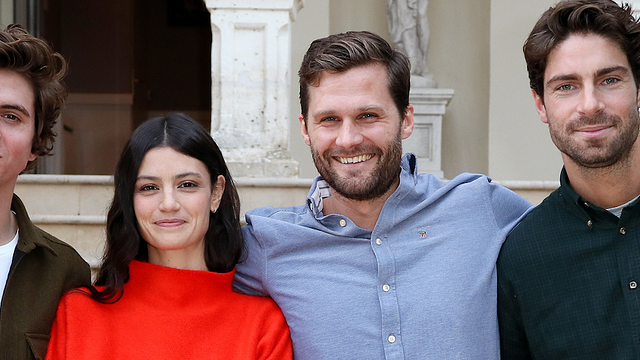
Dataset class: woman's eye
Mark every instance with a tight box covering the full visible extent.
[139,184,158,192]
[179,181,198,188]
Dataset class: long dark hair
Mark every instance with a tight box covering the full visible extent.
[91,113,243,302]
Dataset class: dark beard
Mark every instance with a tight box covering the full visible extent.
[550,108,639,168]
[310,128,403,201]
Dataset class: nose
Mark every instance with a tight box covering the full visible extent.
[159,189,180,212]
[577,84,605,116]
[335,120,364,149]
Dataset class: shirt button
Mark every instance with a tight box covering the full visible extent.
[375,238,382,246]
[631,281,638,289]
[339,219,347,227]
[388,334,396,343]
[620,227,627,235]
[587,219,593,227]
[382,284,390,292]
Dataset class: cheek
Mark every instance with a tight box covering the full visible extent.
[133,196,153,222]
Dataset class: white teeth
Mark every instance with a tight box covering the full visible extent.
[338,154,373,164]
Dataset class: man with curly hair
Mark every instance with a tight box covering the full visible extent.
[0,25,90,360]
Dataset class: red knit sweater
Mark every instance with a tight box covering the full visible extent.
[45,260,292,359]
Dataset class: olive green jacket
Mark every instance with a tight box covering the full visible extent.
[0,194,90,360]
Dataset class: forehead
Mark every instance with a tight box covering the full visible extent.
[0,68,35,115]
[138,147,209,176]
[545,33,630,81]
[307,64,392,111]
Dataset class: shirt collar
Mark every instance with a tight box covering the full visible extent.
[559,166,640,211]
[11,194,56,255]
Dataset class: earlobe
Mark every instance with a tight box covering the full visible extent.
[401,104,415,140]
[532,89,549,124]
[28,152,37,162]
[210,175,226,213]
[299,114,311,146]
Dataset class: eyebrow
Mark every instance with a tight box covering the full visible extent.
[0,103,31,117]
[545,65,631,89]
[136,172,204,182]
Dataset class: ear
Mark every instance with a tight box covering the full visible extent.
[636,87,640,109]
[299,114,311,146]
[532,89,549,124]
[28,152,37,162]
[401,104,414,140]
[210,175,226,213]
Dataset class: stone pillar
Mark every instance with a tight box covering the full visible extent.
[403,87,454,178]
[205,0,304,178]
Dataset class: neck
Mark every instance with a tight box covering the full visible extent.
[147,243,208,271]
[564,142,640,209]
[0,183,18,246]
[322,179,399,231]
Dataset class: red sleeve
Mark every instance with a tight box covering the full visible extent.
[257,303,293,360]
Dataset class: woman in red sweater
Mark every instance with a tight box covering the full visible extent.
[45,113,292,359]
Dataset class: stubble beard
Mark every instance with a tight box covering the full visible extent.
[310,128,403,202]
[549,107,640,169]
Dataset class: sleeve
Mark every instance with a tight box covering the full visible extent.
[44,296,69,360]
[497,234,532,360]
[256,302,293,360]
[232,218,269,296]
[488,182,533,234]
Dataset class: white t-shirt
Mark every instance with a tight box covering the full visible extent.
[607,194,640,218]
[0,229,18,301]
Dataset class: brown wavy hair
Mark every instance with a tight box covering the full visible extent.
[0,24,68,167]
[524,0,640,99]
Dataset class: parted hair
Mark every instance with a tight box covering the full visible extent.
[298,30,411,120]
[524,0,640,98]
[92,113,243,302]
[0,24,67,165]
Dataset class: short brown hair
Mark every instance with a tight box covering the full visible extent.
[0,24,68,165]
[298,31,411,120]
[524,0,640,99]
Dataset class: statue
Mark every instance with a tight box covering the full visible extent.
[387,0,437,87]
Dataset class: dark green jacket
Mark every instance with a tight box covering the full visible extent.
[0,194,91,360]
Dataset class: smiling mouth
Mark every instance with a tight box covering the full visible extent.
[155,219,185,227]
[336,154,373,164]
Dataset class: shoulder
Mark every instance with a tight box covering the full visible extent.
[38,227,87,261]
[499,189,564,268]
[245,204,308,222]
[31,227,91,277]
[505,188,563,240]
[228,291,287,321]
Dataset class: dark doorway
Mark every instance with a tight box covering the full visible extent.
[36,0,211,174]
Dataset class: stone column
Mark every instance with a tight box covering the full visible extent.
[205,0,304,178]
[403,87,454,178]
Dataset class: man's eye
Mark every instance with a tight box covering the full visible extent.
[603,78,619,85]
[322,116,338,122]
[558,84,573,91]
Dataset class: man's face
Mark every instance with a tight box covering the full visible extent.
[0,69,36,187]
[534,34,640,168]
[300,64,414,201]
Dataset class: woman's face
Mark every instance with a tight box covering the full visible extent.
[133,146,224,269]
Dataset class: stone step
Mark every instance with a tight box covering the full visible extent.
[15,175,558,268]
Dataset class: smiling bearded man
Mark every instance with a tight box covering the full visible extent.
[233,30,532,360]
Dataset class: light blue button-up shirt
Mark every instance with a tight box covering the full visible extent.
[233,154,532,359]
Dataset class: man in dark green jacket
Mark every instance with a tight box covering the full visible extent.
[0,25,90,360]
